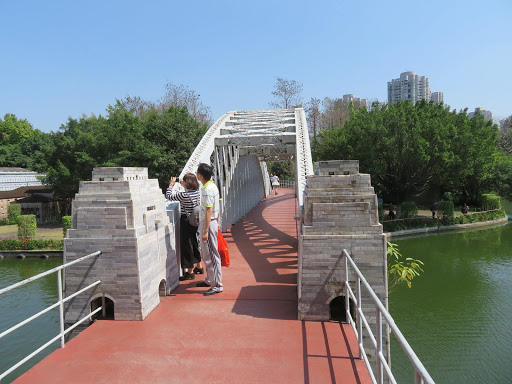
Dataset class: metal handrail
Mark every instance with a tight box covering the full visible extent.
[343,249,435,384]
[0,251,102,382]
[278,180,296,190]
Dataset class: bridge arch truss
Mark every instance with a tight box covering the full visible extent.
[176,108,313,231]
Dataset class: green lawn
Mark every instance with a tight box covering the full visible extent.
[0,224,63,240]
[0,225,17,235]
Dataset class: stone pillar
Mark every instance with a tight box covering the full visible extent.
[64,167,180,323]
[298,160,388,355]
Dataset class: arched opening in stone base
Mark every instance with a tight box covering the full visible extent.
[329,296,356,322]
[159,279,166,297]
[90,296,115,321]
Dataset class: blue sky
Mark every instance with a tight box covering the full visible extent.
[1,0,510,132]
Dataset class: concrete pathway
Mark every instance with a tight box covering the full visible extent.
[15,189,371,384]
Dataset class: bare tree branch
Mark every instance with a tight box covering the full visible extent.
[269,77,303,109]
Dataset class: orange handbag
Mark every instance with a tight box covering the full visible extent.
[218,230,230,267]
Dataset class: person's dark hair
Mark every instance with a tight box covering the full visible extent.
[182,173,199,190]
[197,163,213,181]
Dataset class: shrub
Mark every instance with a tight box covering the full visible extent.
[400,202,418,219]
[437,200,454,219]
[0,239,63,250]
[62,216,72,237]
[17,215,37,239]
[454,209,506,224]
[8,205,21,224]
[481,194,500,210]
[0,218,10,226]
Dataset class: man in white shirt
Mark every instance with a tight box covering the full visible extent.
[195,163,223,295]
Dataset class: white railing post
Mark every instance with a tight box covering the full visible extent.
[344,253,350,322]
[339,249,435,384]
[357,277,363,359]
[376,309,383,384]
[57,270,65,348]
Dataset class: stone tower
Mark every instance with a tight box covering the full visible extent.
[64,167,180,323]
[298,160,388,327]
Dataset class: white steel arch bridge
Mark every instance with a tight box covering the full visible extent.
[176,108,314,231]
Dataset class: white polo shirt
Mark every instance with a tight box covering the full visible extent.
[200,180,219,221]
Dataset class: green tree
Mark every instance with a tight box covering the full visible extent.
[0,114,50,170]
[313,100,502,204]
[44,102,207,198]
[267,160,294,180]
[140,106,208,190]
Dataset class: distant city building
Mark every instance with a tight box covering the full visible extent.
[0,167,45,191]
[431,92,444,104]
[468,107,493,122]
[387,71,443,105]
[342,94,367,107]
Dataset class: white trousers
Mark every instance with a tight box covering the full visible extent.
[199,220,223,292]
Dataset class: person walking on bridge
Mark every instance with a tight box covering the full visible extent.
[270,173,280,195]
[195,163,223,296]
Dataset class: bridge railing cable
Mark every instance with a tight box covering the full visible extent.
[0,251,102,382]
[342,249,435,384]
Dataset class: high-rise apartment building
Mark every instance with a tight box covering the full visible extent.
[468,107,493,122]
[387,71,443,104]
[431,92,444,104]
[342,94,367,106]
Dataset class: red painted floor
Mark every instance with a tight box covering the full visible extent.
[15,189,371,384]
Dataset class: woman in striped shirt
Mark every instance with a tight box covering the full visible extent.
[166,173,202,280]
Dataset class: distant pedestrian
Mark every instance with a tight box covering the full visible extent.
[166,174,202,280]
[270,173,280,195]
[462,203,469,215]
[430,202,438,219]
[388,209,395,220]
[195,163,223,296]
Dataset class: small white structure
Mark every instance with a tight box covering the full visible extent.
[64,167,179,322]
[0,167,45,191]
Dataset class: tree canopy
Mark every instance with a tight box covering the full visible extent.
[0,103,207,200]
[313,100,510,204]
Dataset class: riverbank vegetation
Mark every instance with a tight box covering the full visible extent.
[382,209,507,232]
[0,239,63,251]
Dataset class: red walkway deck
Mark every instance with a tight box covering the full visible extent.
[15,189,371,384]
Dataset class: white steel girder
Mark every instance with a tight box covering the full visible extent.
[176,108,314,230]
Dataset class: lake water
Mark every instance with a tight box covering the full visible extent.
[390,220,512,383]
[0,258,61,383]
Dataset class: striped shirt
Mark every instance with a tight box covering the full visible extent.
[166,187,200,217]
[200,180,219,221]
